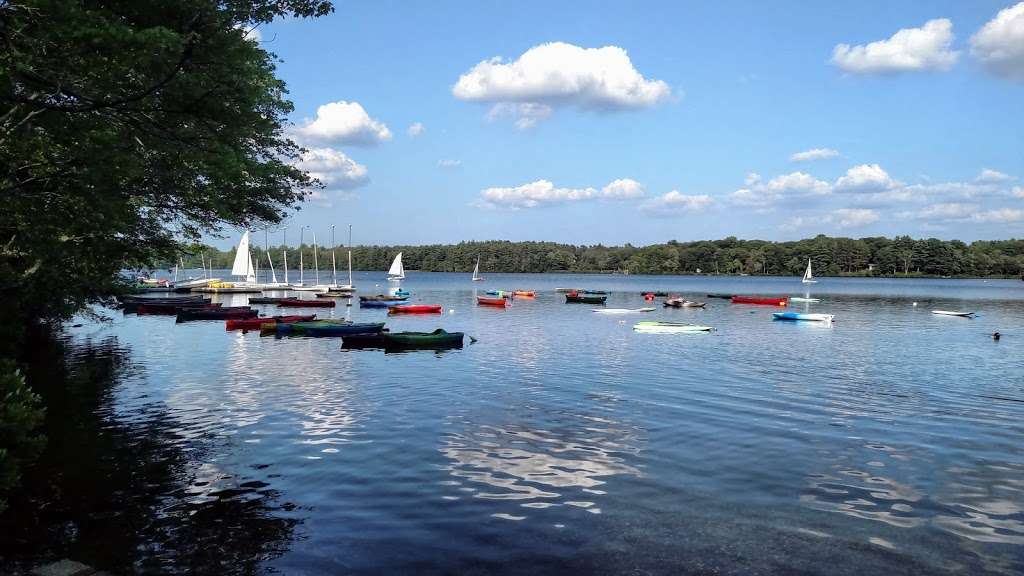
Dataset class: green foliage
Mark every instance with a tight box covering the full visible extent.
[183,235,1024,278]
[1,0,331,347]
[0,360,46,514]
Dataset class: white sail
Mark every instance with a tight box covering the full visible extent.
[472,256,483,281]
[388,252,405,279]
[231,231,256,282]
[802,259,816,284]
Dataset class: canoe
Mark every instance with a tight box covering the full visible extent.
[555,288,582,293]
[275,299,336,308]
[633,321,712,333]
[566,292,607,304]
[387,305,442,314]
[932,310,975,318]
[225,314,316,330]
[121,294,206,304]
[789,297,820,303]
[513,290,535,298]
[361,300,411,308]
[315,292,352,298]
[581,290,608,295]
[640,291,670,297]
[248,296,297,304]
[268,321,383,337]
[136,302,220,314]
[663,299,705,308]
[731,296,788,306]
[177,307,258,322]
[360,295,408,302]
[593,308,656,314]
[382,329,464,348]
[393,289,411,297]
[706,294,734,299]
[772,312,834,322]
[484,290,512,298]
[477,296,507,307]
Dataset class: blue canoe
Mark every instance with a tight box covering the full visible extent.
[393,289,411,297]
[361,300,409,308]
[772,312,835,322]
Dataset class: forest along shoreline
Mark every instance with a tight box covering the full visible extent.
[175,235,1024,279]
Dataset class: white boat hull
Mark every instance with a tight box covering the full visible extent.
[932,310,975,317]
[593,308,655,314]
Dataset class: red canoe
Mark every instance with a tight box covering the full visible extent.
[477,296,507,307]
[731,295,789,306]
[225,314,316,330]
[275,299,336,308]
[387,305,442,314]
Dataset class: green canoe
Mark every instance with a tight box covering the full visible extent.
[381,329,464,348]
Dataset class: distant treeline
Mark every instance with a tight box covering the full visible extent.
[167,235,1024,278]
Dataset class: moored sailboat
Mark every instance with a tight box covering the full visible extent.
[387,252,405,281]
[472,256,483,282]
[802,259,817,284]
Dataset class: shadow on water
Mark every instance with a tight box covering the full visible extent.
[0,332,300,575]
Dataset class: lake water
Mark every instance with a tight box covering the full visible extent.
[4,273,1023,575]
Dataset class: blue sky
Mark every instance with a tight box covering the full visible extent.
[232,0,1024,248]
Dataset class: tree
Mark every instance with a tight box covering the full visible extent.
[1,0,332,348]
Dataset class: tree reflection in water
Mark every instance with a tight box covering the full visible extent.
[0,333,299,575]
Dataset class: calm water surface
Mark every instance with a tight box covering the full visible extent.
[4,273,1024,575]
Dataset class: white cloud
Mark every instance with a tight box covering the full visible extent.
[407,122,425,137]
[899,202,979,221]
[297,147,369,191]
[453,42,670,126]
[487,102,554,129]
[295,101,392,145]
[601,178,645,199]
[834,164,900,193]
[831,19,959,74]
[790,148,840,162]
[973,208,1024,222]
[476,178,643,209]
[1013,186,1024,198]
[640,191,712,215]
[971,2,1024,81]
[437,159,461,169]
[827,208,880,228]
[976,168,1013,183]
[730,172,831,207]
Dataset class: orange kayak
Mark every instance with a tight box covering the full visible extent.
[387,305,442,314]
[513,290,535,297]
[477,296,507,307]
[731,296,788,306]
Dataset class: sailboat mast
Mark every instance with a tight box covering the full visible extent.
[282,229,289,285]
[313,232,320,285]
[264,230,277,283]
[331,225,337,287]
[347,224,353,287]
[299,227,305,285]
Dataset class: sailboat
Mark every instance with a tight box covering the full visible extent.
[292,231,327,291]
[387,252,405,281]
[472,256,483,282]
[801,258,817,284]
[328,224,356,294]
[231,231,257,283]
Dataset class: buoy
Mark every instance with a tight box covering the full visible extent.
[992,332,1001,341]
[912,302,918,307]
[449,309,455,314]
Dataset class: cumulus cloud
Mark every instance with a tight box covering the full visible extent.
[729,172,831,207]
[790,148,840,162]
[476,178,643,209]
[971,2,1024,80]
[297,147,369,191]
[1013,186,1024,198]
[831,19,959,74]
[437,159,461,169]
[976,168,1013,183]
[973,207,1024,222]
[295,101,392,145]
[453,42,670,127]
[899,202,979,221]
[487,102,554,129]
[827,208,880,228]
[640,191,713,216]
[601,178,645,199]
[407,122,425,137]
[834,164,900,193]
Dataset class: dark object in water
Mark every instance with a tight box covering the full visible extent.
[992,332,1001,341]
